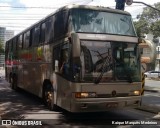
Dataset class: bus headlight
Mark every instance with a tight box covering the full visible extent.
[133,91,140,95]
[75,92,96,98]
[129,90,141,96]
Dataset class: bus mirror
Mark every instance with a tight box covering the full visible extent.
[138,38,156,63]
[71,33,81,58]
[138,37,143,44]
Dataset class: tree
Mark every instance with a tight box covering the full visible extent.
[134,2,160,38]
[0,38,4,53]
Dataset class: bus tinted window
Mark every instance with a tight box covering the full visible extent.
[54,11,68,39]
[13,38,17,51]
[32,25,40,46]
[41,23,46,44]
[71,9,136,36]
[5,42,9,59]
[24,31,30,48]
[9,40,13,52]
[45,18,54,43]
[18,35,23,49]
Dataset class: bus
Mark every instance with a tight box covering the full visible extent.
[5,5,142,112]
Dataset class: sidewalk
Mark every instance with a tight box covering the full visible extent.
[144,78,160,93]
[144,86,160,93]
[138,79,160,118]
[0,69,5,79]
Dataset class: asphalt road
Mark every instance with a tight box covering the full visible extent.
[145,79,160,92]
[0,77,160,128]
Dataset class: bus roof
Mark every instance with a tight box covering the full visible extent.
[7,4,131,42]
[62,4,131,15]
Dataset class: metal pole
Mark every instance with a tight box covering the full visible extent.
[159,46,160,78]
[133,1,160,12]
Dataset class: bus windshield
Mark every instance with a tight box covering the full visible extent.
[79,41,141,83]
[70,8,136,36]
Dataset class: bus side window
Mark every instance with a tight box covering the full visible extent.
[32,25,40,46]
[59,43,72,79]
[23,31,30,48]
[53,46,61,72]
[60,49,69,74]
[18,35,23,49]
[40,23,46,44]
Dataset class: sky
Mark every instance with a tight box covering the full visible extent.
[0,0,160,34]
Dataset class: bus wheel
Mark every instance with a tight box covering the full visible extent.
[9,72,12,83]
[43,85,55,111]
[11,75,18,90]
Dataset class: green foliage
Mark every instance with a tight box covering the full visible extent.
[134,2,160,37]
[0,38,4,53]
[134,20,149,37]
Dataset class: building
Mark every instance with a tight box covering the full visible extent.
[5,30,14,42]
[145,34,160,71]
[0,27,14,68]
[0,27,14,47]
[155,46,160,71]
[0,27,6,46]
[0,27,6,68]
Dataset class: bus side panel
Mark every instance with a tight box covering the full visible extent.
[17,62,24,88]
[56,74,72,111]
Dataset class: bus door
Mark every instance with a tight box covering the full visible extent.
[53,42,72,110]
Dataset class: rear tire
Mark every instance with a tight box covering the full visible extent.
[43,84,56,111]
[9,72,12,83]
[11,74,18,91]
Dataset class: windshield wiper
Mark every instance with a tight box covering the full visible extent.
[120,16,131,33]
[91,50,104,59]
[94,56,112,84]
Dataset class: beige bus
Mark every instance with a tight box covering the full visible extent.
[5,5,142,112]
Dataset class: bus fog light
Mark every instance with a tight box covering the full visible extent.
[75,92,96,98]
[81,93,89,98]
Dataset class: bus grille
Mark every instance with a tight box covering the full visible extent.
[97,93,129,98]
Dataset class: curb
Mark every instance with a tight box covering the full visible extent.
[144,89,159,93]
[145,78,160,81]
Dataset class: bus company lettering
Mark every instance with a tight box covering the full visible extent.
[112,121,158,125]
[125,121,140,125]
[11,120,42,126]
[112,121,124,125]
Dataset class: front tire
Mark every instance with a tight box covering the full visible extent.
[43,84,56,111]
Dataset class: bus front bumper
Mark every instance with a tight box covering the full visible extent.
[70,96,141,112]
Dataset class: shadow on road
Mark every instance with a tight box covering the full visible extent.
[0,79,159,127]
[58,110,138,126]
[0,84,46,119]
